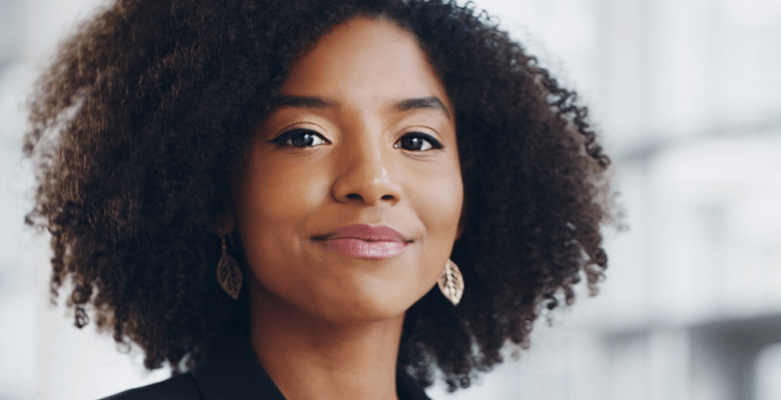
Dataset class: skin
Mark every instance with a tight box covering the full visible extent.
[220,17,464,400]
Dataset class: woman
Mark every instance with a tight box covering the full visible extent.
[24,0,614,398]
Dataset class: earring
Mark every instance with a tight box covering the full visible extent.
[217,235,242,300]
[437,259,464,306]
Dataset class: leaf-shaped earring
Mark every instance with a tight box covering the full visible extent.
[217,235,242,300]
[437,259,464,306]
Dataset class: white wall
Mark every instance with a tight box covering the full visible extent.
[1,1,171,399]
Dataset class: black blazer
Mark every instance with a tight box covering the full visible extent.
[102,331,431,400]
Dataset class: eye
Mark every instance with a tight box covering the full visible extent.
[270,128,329,148]
[394,132,444,151]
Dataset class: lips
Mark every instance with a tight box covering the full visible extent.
[314,224,410,260]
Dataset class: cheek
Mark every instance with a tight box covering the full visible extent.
[235,157,326,227]
[400,165,463,307]
[414,164,464,253]
[231,157,330,271]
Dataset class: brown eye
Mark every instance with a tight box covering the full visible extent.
[394,132,444,151]
[271,128,328,147]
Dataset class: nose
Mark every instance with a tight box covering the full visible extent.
[332,134,403,206]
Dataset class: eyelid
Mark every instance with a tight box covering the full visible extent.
[268,125,330,147]
[395,130,445,151]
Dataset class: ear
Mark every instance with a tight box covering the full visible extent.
[211,194,236,236]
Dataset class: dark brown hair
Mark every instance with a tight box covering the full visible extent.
[24,0,613,391]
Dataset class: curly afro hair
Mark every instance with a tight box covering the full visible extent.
[24,0,614,391]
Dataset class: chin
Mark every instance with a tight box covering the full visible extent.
[309,292,415,323]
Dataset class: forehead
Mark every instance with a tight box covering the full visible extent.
[280,17,450,110]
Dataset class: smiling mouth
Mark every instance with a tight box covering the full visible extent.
[313,224,411,260]
[317,238,409,260]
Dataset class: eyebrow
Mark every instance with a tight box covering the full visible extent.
[393,96,450,118]
[273,95,335,109]
[273,95,450,118]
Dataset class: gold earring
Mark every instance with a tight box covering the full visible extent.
[437,259,464,306]
[217,235,242,300]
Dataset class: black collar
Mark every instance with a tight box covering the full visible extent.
[190,330,431,400]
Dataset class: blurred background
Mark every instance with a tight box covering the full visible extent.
[1,0,780,399]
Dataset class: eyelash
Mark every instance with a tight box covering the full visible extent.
[394,132,444,151]
[269,128,329,147]
[270,129,444,151]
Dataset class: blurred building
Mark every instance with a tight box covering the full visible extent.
[1,0,780,399]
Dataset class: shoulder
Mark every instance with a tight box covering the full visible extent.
[99,373,202,400]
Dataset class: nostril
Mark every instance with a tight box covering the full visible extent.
[381,195,394,200]
[346,193,361,200]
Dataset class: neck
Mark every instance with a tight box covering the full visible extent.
[248,281,404,400]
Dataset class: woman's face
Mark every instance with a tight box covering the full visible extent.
[229,17,463,322]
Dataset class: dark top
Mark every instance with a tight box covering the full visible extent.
[101,331,431,400]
